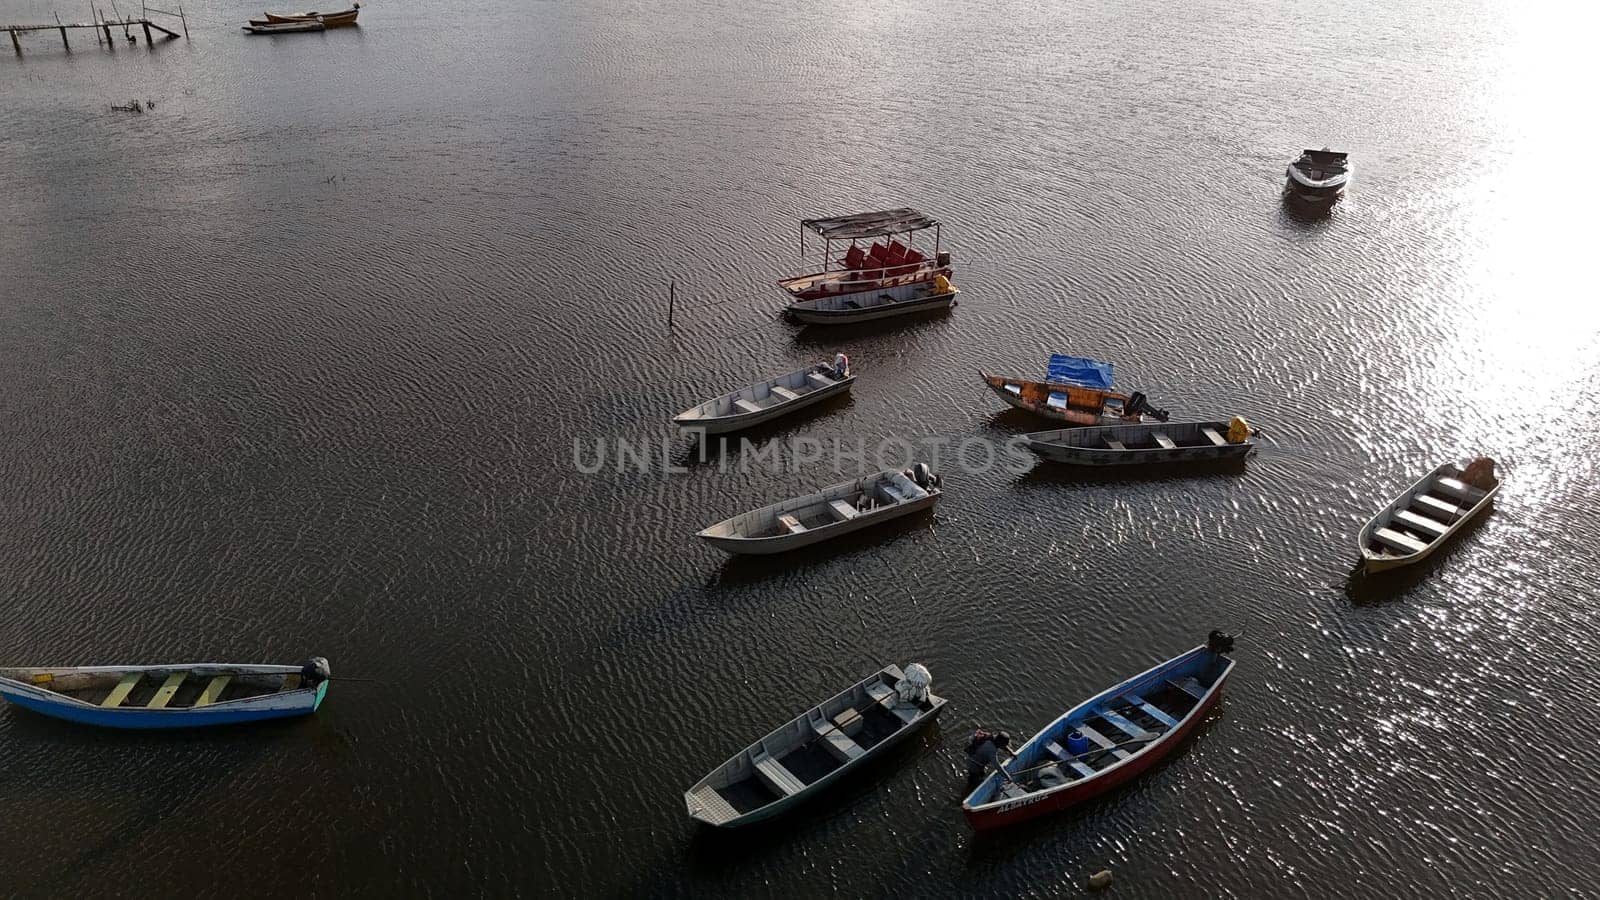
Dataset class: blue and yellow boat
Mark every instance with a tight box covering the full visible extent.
[0,658,329,729]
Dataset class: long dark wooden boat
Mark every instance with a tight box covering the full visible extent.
[962,633,1235,831]
[263,4,359,26]
[1025,420,1254,467]
[0,658,330,729]
[1358,459,1499,573]
[686,663,945,827]
[777,209,951,301]
[242,20,324,33]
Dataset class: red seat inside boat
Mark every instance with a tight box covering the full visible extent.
[842,245,867,269]
[863,243,889,272]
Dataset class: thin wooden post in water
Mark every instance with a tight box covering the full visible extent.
[90,2,102,43]
[141,20,151,43]
[178,3,187,39]
[100,9,113,44]
[10,28,21,55]
[667,280,676,328]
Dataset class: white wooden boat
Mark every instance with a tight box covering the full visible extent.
[1025,420,1254,467]
[674,356,854,435]
[698,465,942,555]
[0,659,330,729]
[1358,460,1500,573]
[685,663,945,827]
[786,280,958,325]
[1286,149,1350,201]
[242,20,324,32]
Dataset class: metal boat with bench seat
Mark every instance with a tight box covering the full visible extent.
[786,279,959,325]
[0,658,331,728]
[697,465,942,555]
[962,632,1236,831]
[685,663,945,827]
[1358,459,1500,573]
[674,356,855,434]
[1023,419,1255,467]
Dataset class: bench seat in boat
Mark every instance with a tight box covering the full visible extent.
[752,752,807,796]
[1414,494,1463,521]
[865,681,918,725]
[805,372,836,390]
[1076,724,1130,760]
[1105,439,1126,451]
[733,398,763,415]
[1153,432,1177,450]
[147,672,186,709]
[828,499,859,520]
[195,675,232,707]
[770,386,801,402]
[1374,527,1429,554]
[1393,509,1449,537]
[811,717,866,763]
[101,672,141,708]
[1045,740,1097,777]
[1120,693,1180,728]
[1202,428,1228,447]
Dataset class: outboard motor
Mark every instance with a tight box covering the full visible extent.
[909,462,936,489]
[895,662,932,704]
[1127,391,1171,423]
[833,353,850,379]
[1206,631,1235,655]
[301,656,332,687]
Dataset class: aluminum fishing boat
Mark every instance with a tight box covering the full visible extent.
[686,663,945,827]
[697,465,941,555]
[1358,459,1499,573]
[674,356,854,434]
[1024,419,1254,467]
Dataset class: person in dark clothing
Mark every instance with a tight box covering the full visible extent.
[964,730,1012,792]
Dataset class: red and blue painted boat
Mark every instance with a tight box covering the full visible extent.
[0,658,330,729]
[961,633,1235,831]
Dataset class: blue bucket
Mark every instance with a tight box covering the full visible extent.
[1065,730,1091,756]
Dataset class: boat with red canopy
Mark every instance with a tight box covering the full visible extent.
[777,209,951,301]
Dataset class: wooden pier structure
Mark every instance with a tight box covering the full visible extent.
[6,4,187,54]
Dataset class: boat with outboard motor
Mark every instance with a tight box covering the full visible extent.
[1285,149,1350,202]
[1024,418,1255,467]
[686,663,945,827]
[777,209,952,301]
[981,354,1167,426]
[1358,457,1499,573]
[961,633,1235,831]
[697,464,942,555]
[0,658,331,728]
[674,355,854,434]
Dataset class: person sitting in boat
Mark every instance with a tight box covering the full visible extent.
[965,729,1012,791]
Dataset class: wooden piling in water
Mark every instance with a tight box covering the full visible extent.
[59,25,70,49]
[10,29,21,54]
[140,21,151,43]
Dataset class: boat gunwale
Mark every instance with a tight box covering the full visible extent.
[0,663,316,711]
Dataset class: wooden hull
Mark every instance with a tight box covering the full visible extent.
[686,665,946,828]
[788,288,957,325]
[242,21,324,32]
[1025,421,1253,467]
[1358,462,1499,573]
[962,645,1233,831]
[0,663,327,729]
[981,372,1137,426]
[264,8,358,26]
[674,364,854,435]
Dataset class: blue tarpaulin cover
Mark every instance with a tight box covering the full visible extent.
[1047,354,1114,389]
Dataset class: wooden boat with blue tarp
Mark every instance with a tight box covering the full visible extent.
[0,658,330,728]
[961,633,1235,831]
[685,663,945,827]
[981,354,1168,426]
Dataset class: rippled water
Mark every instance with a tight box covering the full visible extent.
[3,0,1598,895]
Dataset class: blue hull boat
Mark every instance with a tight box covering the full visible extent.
[0,659,330,729]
